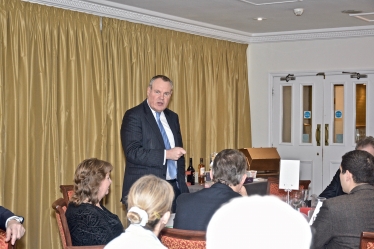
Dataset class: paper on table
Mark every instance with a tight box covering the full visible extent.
[166,213,175,228]
[308,201,323,225]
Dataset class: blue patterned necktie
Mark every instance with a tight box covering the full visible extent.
[156,112,177,179]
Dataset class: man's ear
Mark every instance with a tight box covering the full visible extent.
[240,174,247,184]
[161,211,171,224]
[210,170,213,180]
[345,170,353,182]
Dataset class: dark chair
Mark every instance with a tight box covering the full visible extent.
[0,229,16,249]
[159,227,206,249]
[360,231,374,249]
[60,185,74,203]
[52,198,105,249]
[244,180,268,196]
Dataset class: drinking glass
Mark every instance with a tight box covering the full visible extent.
[301,189,309,207]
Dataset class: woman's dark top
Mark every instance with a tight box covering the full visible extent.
[66,202,123,246]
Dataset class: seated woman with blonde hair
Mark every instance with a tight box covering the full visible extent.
[105,175,174,249]
[66,158,123,246]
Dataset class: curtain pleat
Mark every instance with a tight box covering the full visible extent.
[0,1,250,248]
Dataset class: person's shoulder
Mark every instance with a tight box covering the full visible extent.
[125,100,146,114]
[163,108,178,117]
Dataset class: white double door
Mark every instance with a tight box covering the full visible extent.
[271,72,374,195]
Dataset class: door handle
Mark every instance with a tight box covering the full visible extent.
[315,124,321,146]
[325,124,329,146]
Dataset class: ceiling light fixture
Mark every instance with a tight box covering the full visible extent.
[253,17,266,21]
[294,8,304,16]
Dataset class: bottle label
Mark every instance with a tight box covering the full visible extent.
[200,168,205,175]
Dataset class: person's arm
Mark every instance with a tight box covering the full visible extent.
[121,109,164,166]
[0,206,25,245]
[319,169,344,199]
[310,202,333,249]
[0,206,14,230]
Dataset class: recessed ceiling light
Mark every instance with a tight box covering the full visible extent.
[342,10,363,14]
[253,17,266,21]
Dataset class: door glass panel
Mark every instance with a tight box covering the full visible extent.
[282,86,292,143]
[333,85,344,143]
[355,84,366,142]
[302,85,312,143]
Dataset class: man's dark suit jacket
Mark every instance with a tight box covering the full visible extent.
[120,100,188,203]
[311,184,374,249]
[0,206,14,230]
[319,169,346,199]
[173,182,241,231]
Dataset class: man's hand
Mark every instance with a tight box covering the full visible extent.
[6,219,25,245]
[166,147,186,161]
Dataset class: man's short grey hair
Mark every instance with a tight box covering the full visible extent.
[148,75,174,89]
[211,149,247,186]
[355,136,374,150]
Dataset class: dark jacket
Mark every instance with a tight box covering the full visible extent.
[120,100,188,203]
[319,169,346,199]
[312,184,374,249]
[173,182,241,231]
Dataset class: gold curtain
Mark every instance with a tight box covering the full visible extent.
[0,0,251,248]
[0,1,106,248]
[102,18,251,168]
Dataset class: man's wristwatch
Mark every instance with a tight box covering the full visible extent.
[11,216,24,224]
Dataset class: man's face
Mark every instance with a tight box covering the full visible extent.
[358,145,374,156]
[147,78,173,113]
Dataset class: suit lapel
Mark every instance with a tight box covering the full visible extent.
[142,100,165,147]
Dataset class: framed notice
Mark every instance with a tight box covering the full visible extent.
[279,160,300,190]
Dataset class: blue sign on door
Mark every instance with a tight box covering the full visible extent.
[304,111,311,119]
[335,110,343,118]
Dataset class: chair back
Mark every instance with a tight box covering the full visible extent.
[160,227,206,249]
[360,231,374,249]
[0,229,16,249]
[60,185,75,203]
[267,177,310,197]
[52,198,105,249]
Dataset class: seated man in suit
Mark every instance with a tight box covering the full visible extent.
[173,149,247,231]
[0,206,25,245]
[319,136,374,199]
[311,149,374,249]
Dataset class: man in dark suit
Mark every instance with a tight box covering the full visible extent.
[0,206,25,245]
[319,136,374,199]
[120,75,188,212]
[311,150,374,249]
[173,149,247,231]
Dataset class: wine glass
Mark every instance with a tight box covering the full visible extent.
[290,191,302,210]
[301,189,309,207]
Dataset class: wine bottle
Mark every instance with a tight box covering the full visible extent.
[198,158,205,185]
[187,158,195,185]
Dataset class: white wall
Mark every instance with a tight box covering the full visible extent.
[247,36,374,147]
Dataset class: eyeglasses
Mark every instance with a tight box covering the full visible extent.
[153,90,172,98]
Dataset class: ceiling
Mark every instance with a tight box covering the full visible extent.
[23,0,374,43]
